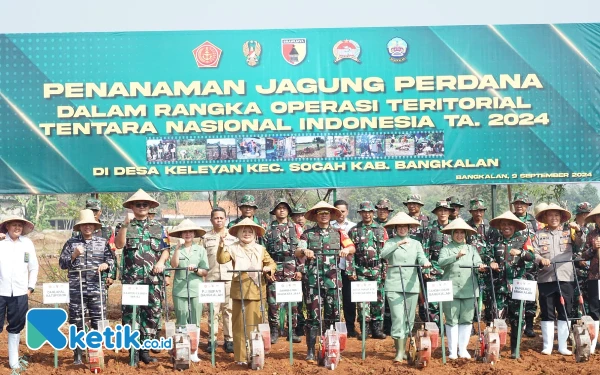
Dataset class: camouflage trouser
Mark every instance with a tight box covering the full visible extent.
[494,292,524,327]
[523,272,537,320]
[305,283,341,330]
[69,288,106,331]
[572,269,589,318]
[483,277,495,324]
[267,280,298,329]
[122,282,162,342]
[357,275,384,322]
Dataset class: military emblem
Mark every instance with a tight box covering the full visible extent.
[192,41,222,68]
[333,39,361,63]
[281,38,307,66]
[387,37,408,63]
[242,40,262,67]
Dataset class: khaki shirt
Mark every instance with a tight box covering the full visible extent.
[202,231,237,281]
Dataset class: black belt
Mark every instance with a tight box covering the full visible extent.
[357,259,381,268]
[273,255,295,262]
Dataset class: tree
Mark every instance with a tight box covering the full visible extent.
[339,186,411,222]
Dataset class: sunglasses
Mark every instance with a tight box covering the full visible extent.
[134,202,150,208]
[316,210,331,215]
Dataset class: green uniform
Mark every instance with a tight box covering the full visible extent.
[421,220,452,325]
[172,244,209,326]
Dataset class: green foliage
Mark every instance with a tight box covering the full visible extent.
[338,186,411,222]
[562,183,600,211]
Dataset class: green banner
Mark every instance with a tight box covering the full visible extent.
[1,23,599,194]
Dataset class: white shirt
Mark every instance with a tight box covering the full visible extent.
[0,235,39,297]
[330,219,356,270]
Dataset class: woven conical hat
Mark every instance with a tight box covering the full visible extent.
[384,212,421,228]
[0,215,34,235]
[441,217,477,235]
[489,211,527,231]
[169,219,207,238]
[73,209,102,231]
[228,217,266,237]
[533,203,548,217]
[535,203,571,224]
[304,201,342,222]
[123,189,160,209]
[585,203,600,224]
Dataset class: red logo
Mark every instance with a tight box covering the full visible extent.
[192,41,222,68]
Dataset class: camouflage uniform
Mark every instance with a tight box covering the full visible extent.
[446,196,464,220]
[374,199,393,334]
[571,202,593,317]
[347,202,389,338]
[291,204,309,336]
[59,235,115,331]
[374,198,394,237]
[421,201,453,326]
[403,194,429,243]
[118,218,167,342]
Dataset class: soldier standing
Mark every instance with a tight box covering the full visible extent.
[60,209,115,365]
[291,204,309,337]
[265,199,302,344]
[421,200,453,326]
[374,198,394,236]
[446,196,464,220]
[228,195,268,245]
[114,189,170,365]
[511,192,539,338]
[347,201,388,339]
[403,194,429,242]
[581,203,600,354]
[571,202,592,318]
[295,201,355,362]
[483,211,535,358]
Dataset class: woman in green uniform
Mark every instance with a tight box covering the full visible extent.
[169,219,209,363]
[439,218,485,360]
[381,212,431,362]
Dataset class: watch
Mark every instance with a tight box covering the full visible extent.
[28,287,34,293]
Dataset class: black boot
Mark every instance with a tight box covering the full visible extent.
[524,316,536,338]
[139,349,157,364]
[305,327,317,362]
[270,326,279,345]
[347,323,358,338]
[371,321,387,339]
[361,321,371,340]
[73,348,83,365]
[287,328,302,343]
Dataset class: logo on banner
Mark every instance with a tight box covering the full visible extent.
[333,39,361,63]
[192,41,222,68]
[387,37,408,63]
[281,38,307,66]
[243,40,262,67]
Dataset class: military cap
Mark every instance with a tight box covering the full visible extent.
[403,194,424,206]
[375,198,394,212]
[292,204,307,215]
[357,201,376,212]
[535,203,571,224]
[446,196,464,208]
[574,202,592,215]
[468,198,487,211]
[511,192,532,206]
[270,199,292,215]
[238,194,259,209]
[85,198,102,211]
[431,200,453,214]
[441,217,477,235]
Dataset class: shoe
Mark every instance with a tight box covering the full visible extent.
[8,333,21,370]
[223,341,234,354]
[287,332,302,343]
[458,324,472,359]
[394,338,406,362]
[447,325,458,360]
[371,321,387,339]
[204,341,216,353]
[305,327,317,362]
[73,348,83,365]
[139,349,158,364]
[236,361,248,366]
[347,329,358,338]
[295,325,305,338]
[270,327,279,345]
[540,321,554,355]
[524,316,536,338]
[557,320,572,355]
[190,352,201,363]
[592,321,599,355]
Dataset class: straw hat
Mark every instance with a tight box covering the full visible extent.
[169,219,207,238]
[304,201,342,222]
[535,203,571,224]
[228,217,266,237]
[441,217,477,235]
[585,203,600,224]
[533,202,548,218]
[384,212,421,228]
[73,209,102,232]
[122,189,160,209]
[489,211,527,231]
[0,215,35,235]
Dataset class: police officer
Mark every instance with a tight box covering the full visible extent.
[114,189,170,365]
[60,209,114,365]
[228,195,268,245]
[483,211,535,358]
[347,201,388,339]
[295,201,355,362]
[421,200,453,326]
[446,196,464,220]
[265,199,302,344]
[511,192,539,338]
[403,194,429,242]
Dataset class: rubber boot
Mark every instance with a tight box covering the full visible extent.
[557,320,572,355]
[540,321,554,355]
[394,338,406,362]
[371,321,387,339]
[592,321,599,355]
[305,327,317,362]
[270,326,279,345]
[524,316,536,337]
[458,324,472,359]
[510,324,519,359]
[446,325,458,360]
[73,348,83,365]
[8,333,20,370]
[139,349,158,364]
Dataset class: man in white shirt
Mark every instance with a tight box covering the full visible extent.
[0,216,39,372]
[202,207,237,354]
[330,200,358,337]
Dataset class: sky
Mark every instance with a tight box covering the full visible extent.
[0,0,598,34]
